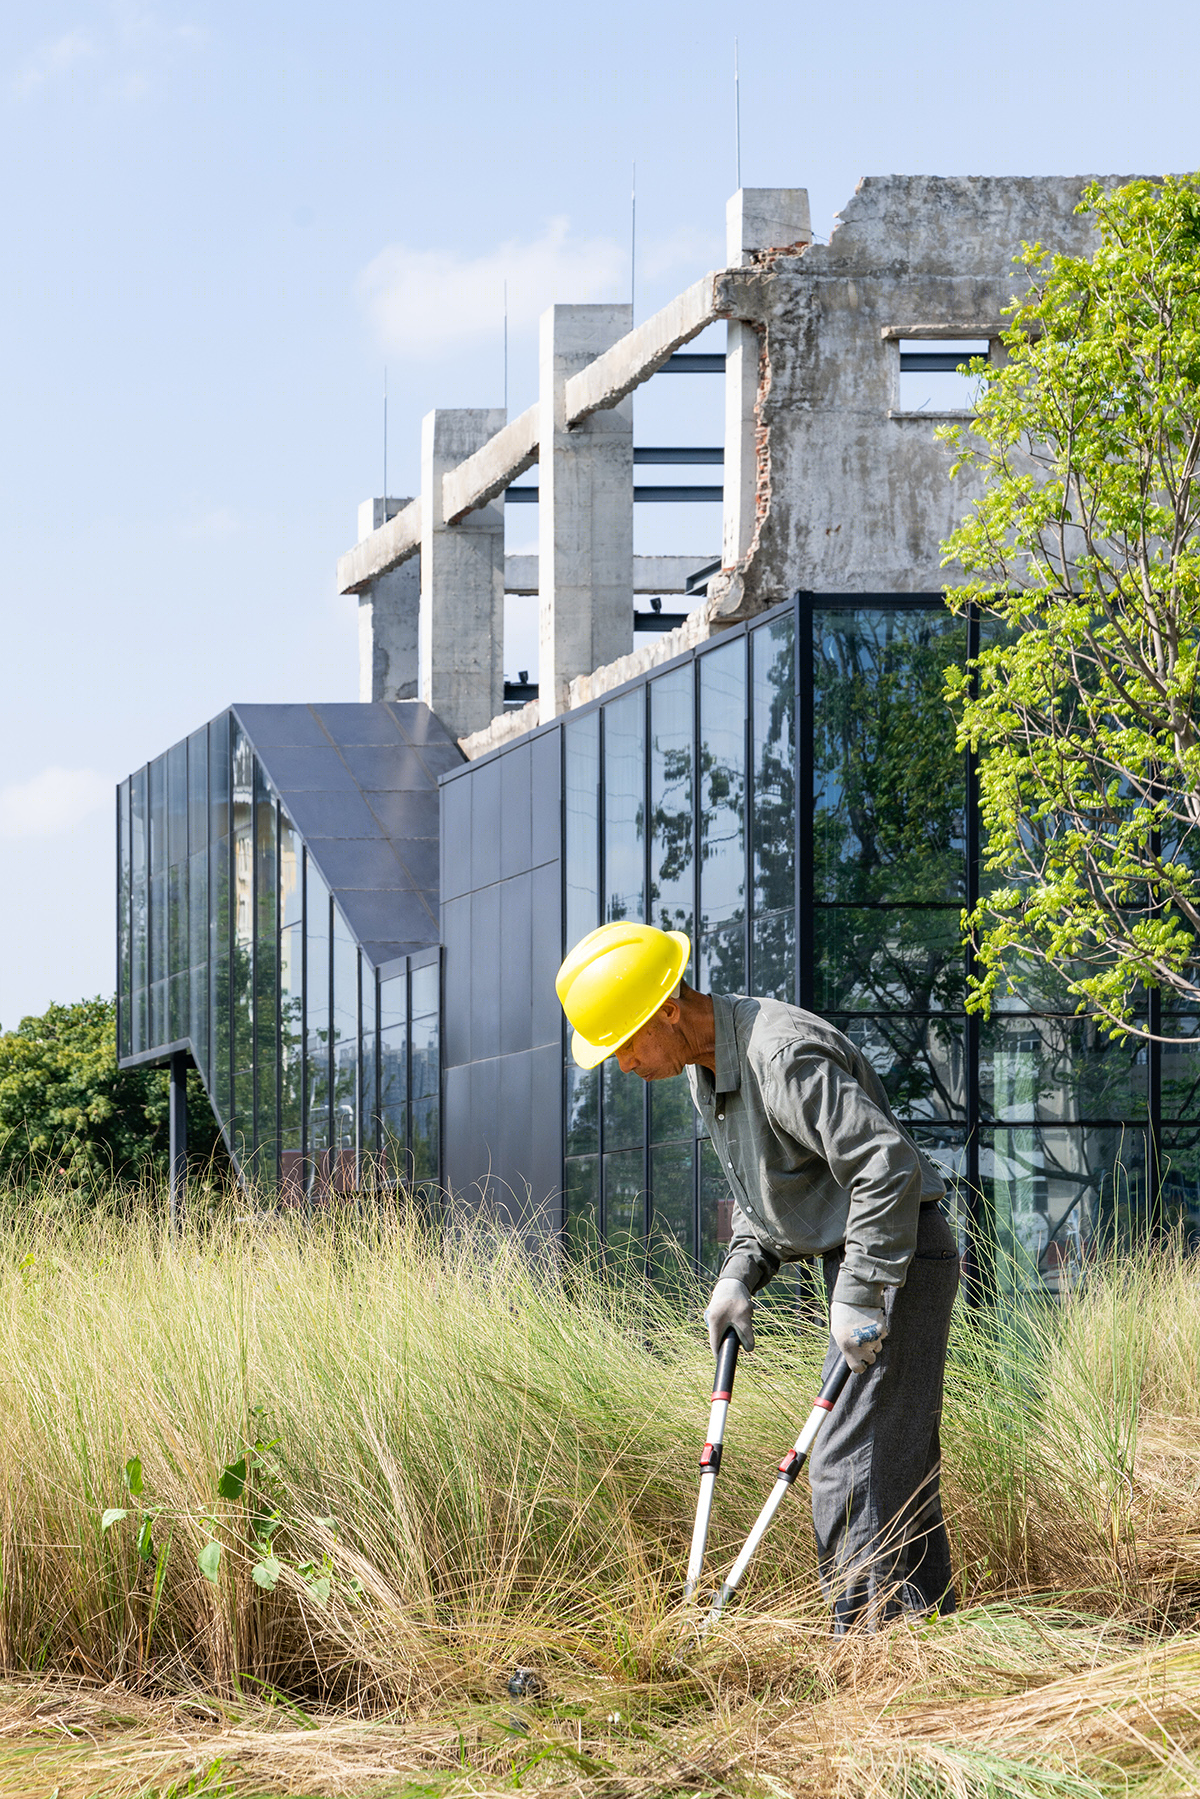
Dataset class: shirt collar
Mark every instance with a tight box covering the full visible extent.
[710,992,742,1096]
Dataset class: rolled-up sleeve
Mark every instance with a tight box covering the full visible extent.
[766,1052,926,1307]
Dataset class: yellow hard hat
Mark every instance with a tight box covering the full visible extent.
[556,923,691,1069]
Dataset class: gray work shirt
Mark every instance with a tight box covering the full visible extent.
[687,995,946,1309]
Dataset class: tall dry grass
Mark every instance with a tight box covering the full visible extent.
[0,1187,1198,1796]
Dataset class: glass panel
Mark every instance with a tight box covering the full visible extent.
[411,963,439,1182]
[130,768,148,1056]
[981,1015,1149,1125]
[168,860,188,978]
[650,1140,694,1276]
[231,727,255,1131]
[332,907,358,1184]
[255,774,278,1076]
[209,713,231,842]
[649,1072,693,1144]
[566,1060,599,1156]
[279,921,304,1148]
[814,906,965,1012]
[279,811,302,930]
[210,834,231,1130]
[813,607,967,903]
[150,978,167,1047]
[982,1125,1151,1297]
[254,1063,278,1187]
[602,1055,644,1152]
[149,754,166,875]
[379,967,408,1178]
[411,961,438,1023]
[649,666,694,939]
[565,1156,600,1259]
[604,689,645,925]
[187,727,208,854]
[751,910,794,1001]
[910,1125,970,1256]
[830,1014,967,1122]
[1161,1023,1200,1121]
[698,919,745,994]
[306,861,331,1163]
[604,1148,645,1268]
[361,992,378,1166]
[565,711,600,953]
[117,781,131,1060]
[752,616,795,923]
[699,640,746,938]
[189,849,208,1077]
[168,971,187,1044]
[380,969,406,1034]
[699,1138,732,1279]
[1160,1129,1200,1247]
[167,740,187,866]
[149,869,167,991]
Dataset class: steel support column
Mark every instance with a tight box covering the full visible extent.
[169,1049,188,1235]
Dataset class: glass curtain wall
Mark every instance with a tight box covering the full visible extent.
[559,595,1198,1294]
[118,715,441,1198]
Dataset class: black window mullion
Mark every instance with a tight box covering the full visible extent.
[597,704,606,1244]
[797,593,815,1010]
[692,648,702,1272]
[964,600,984,1304]
[643,678,652,1257]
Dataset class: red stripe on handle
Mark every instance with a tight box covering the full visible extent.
[711,1389,733,1402]
[813,1396,834,1412]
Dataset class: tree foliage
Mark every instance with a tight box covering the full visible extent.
[0,996,223,1186]
[941,174,1200,1038]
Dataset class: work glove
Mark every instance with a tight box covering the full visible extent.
[829,1300,889,1374]
[704,1276,755,1358]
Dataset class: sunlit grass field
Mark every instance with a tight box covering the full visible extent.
[0,1184,1198,1797]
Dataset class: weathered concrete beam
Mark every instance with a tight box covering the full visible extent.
[503,553,716,594]
[337,496,421,594]
[442,401,539,525]
[420,409,506,741]
[879,321,1008,339]
[563,273,722,425]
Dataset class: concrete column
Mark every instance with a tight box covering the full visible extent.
[723,190,811,566]
[356,497,420,702]
[419,410,506,741]
[538,304,633,719]
[168,1049,187,1235]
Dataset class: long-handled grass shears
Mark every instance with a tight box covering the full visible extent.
[684,1329,853,1626]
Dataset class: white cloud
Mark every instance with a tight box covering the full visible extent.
[356,217,630,359]
[0,768,113,839]
[12,6,204,101]
[13,29,97,94]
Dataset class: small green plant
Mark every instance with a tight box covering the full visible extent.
[102,1432,342,1607]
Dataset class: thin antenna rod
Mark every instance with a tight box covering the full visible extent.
[734,39,741,190]
[503,280,508,415]
[630,162,636,317]
[383,365,388,505]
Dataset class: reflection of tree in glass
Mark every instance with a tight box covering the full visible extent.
[814,613,967,905]
[650,743,693,936]
[754,625,795,919]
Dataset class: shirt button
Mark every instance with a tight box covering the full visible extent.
[716,1110,724,1121]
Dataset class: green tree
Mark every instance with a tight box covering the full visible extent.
[0,996,224,1186]
[941,174,1200,1037]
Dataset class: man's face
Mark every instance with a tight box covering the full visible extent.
[615,999,686,1080]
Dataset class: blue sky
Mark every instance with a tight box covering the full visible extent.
[1,0,1198,1026]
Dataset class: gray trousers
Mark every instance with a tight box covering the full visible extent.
[807,1202,959,1631]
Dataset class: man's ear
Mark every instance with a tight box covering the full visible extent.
[659,998,682,1026]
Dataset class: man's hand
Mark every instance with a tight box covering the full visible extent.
[704,1277,755,1357]
[830,1301,888,1374]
